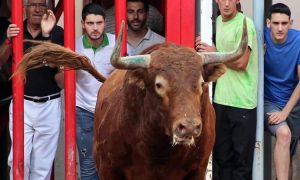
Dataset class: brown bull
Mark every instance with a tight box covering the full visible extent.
[14,18,248,180]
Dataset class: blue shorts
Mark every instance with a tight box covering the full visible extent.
[264,101,300,155]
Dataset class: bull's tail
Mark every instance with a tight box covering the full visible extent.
[13,40,106,82]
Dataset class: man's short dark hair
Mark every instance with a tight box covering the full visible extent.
[127,0,149,12]
[268,3,291,19]
[82,3,106,21]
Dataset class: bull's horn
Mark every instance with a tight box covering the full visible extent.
[200,17,248,65]
[111,21,151,69]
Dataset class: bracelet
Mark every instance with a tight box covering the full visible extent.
[5,38,11,45]
[42,36,51,41]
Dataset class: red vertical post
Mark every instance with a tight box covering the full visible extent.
[165,0,195,47]
[115,0,127,55]
[64,0,76,179]
[165,0,181,43]
[11,0,24,179]
[181,0,195,47]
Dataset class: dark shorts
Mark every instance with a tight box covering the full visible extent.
[264,101,300,155]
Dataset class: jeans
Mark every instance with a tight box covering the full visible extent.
[76,107,99,180]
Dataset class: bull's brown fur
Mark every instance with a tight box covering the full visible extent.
[93,43,221,180]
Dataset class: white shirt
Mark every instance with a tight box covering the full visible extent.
[127,28,165,55]
[75,33,115,113]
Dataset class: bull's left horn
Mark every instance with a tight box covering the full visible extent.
[200,17,248,65]
[111,21,151,69]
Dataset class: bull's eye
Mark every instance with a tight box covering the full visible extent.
[154,75,169,96]
[156,83,162,89]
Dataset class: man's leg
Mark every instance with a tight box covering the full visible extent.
[286,106,300,179]
[265,101,291,180]
[76,107,99,180]
[212,103,233,180]
[274,125,291,180]
[229,107,257,180]
[8,100,35,180]
[29,98,61,180]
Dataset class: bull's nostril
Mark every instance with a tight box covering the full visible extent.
[185,136,192,140]
[176,121,202,137]
[178,123,185,132]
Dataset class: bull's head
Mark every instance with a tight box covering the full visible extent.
[113,19,248,146]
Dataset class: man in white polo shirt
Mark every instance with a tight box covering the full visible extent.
[75,3,115,180]
[126,0,165,55]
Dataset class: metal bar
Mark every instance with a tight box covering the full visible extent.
[115,0,127,55]
[54,0,64,22]
[64,0,76,179]
[11,0,24,179]
[165,0,181,43]
[180,0,195,47]
[253,0,265,179]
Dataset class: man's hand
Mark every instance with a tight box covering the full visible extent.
[267,111,288,125]
[41,10,56,37]
[195,35,216,53]
[7,24,20,40]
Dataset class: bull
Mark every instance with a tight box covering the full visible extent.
[14,18,248,180]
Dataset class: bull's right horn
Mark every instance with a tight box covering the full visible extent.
[199,17,248,65]
[111,21,151,69]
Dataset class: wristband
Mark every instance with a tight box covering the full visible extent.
[42,36,51,41]
[5,38,11,45]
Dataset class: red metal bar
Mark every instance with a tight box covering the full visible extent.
[64,0,76,179]
[11,0,24,179]
[180,0,195,47]
[165,0,195,46]
[54,0,64,22]
[165,0,181,43]
[115,0,127,55]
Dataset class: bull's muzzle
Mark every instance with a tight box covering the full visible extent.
[173,119,202,146]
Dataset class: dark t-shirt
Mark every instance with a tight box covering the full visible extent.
[0,17,12,101]
[23,20,64,96]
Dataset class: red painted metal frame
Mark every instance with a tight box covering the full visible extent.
[165,0,195,47]
[54,0,64,22]
[64,0,76,179]
[180,0,195,47]
[11,0,24,179]
[115,0,127,55]
[165,0,181,44]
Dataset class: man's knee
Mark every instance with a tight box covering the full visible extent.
[276,125,292,145]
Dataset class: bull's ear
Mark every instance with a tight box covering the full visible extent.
[203,63,226,82]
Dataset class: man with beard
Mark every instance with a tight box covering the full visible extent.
[75,3,115,180]
[126,0,165,55]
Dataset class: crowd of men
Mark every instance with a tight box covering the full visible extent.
[1,0,300,180]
